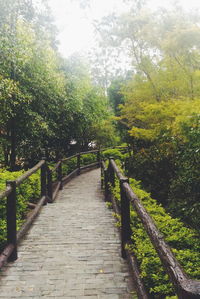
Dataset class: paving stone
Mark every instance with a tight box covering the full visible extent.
[0,169,137,298]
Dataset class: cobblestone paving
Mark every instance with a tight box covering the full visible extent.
[0,169,137,298]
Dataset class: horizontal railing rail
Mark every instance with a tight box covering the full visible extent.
[62,153,78,162]
[0,149,102,269]
[15,160,45,187]
[0,185,12,201]
[50,160,61,174]
[79,149,100,155]
[101,158,200,299]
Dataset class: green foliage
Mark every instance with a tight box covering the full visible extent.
[62,55,117,152]
[167,117,200,229]
[111,176,200,297]
[126,144,175,206]
[0,169,40,245]
[121,98,200,142]
[0,1,116,168]
[61,153,97,177]
[102,149,124,160]
[96,3,200,297]
[80,153,97,166]
[102,4,200,231]
[107,78,132,144]
[106,202,112,209]
[62,158,77,177]
[124,107,200,228]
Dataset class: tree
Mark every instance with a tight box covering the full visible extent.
[94,3,200,226]
[0,0,36,169]
[0,0,119,167]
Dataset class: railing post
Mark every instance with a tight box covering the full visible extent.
[41,158,47,204]
[108,157,115,187]
[104,169,110,202]
[100,161,104,189]
[77,153,81,175]
[6,180,17,262]
[120,178,131,259]
[47,168,53,203]
[58,161,63,190]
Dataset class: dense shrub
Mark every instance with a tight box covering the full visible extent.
[80,153,97,166]
[124,111,200,230]
[62,153,96,175]
[110,166,200,298]
[61,153,98,177]
[167,122,200,229]
[0,169,40,246]
[102,148,124,160]
[126,127,200,230]
[61,158,76,177]
[125,143,175,206]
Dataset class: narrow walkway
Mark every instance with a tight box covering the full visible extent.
[0,169,136,298]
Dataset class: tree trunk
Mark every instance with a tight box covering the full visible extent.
[3,145,9,167]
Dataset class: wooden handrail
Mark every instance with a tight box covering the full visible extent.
[103,158,200,299]
[61,149,100,162]
[50,161,61,173]
[0,185,12,200]
[0,244,15,269]
[62,153,78,162]
[110,159,127,181]
[15,160,45,187]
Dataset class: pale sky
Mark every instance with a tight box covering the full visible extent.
[46,0,200,58]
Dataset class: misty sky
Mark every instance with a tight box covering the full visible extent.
[46,0,200,58]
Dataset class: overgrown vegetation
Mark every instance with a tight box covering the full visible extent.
[129,178,200,298]
[0,169,40,246]
[110,158,200,298]
[102,148,125,160]
[98,2,200,229]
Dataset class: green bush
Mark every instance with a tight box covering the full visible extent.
[167,123,200,229]
[0,169,40,246]
[61,153,98,177]
[111,172,200,298]
[102,148,124,160]
[125,144,174,206]
[126,117,200,230]
[62,157,77,176]
[80,153,97,166]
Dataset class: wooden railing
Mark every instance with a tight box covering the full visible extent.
[101,158,200,299]
[0,150,100,268]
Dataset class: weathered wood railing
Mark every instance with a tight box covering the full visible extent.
[101,158,200,299]
[0,150,100,269]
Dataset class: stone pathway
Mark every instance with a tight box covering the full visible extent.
[0,169,137,298]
